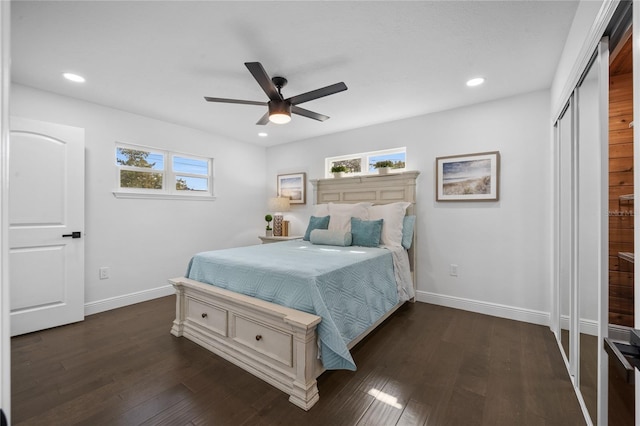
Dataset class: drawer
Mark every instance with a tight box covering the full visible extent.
[232,314,293,367]
[186,297,227,337]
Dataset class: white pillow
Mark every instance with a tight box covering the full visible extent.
[309,229,352,247]
[368,202,411,247]
[327,202,371,232]
[313,203,329,217]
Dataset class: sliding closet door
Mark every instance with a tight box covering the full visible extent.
[557,99,575,371]
[555,38,609,426]
[576,39,609,425]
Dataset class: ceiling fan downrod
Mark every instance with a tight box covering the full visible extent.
[271,76,287,96]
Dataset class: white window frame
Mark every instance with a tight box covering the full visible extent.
[325,147,407,178]
[113,142,216,200]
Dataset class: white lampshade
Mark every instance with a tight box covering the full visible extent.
[268,197,291,213]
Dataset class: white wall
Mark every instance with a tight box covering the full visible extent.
[10,83,553,324]
[550,0,606,118]
[266,90,552,324]
[10,84,267,312]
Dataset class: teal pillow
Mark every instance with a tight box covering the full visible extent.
[350,217,383,247]
[303,215,330,241]
[402,215,416,249]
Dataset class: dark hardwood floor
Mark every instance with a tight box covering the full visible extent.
[11,297,586,425]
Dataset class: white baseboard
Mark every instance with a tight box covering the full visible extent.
[86,286,616,339]
[84,285,175,316]
[559,315,599,337]
[416,290,550,326]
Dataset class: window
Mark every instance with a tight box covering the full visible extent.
[114,143,214,200]
[325,148,406,178]
[116,147,164,190]
[173,155,210,193]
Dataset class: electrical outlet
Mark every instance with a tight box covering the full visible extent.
[449,264,458,277]
[99,267,109,280]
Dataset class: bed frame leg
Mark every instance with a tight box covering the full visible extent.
[288,323,322,410]
[170,283,185,337]
[289,380,319,411]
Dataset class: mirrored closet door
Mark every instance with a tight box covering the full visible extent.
[557,97,574,374]
[555,38,609,426]
[578,40,609,424]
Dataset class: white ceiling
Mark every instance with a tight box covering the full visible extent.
[11,1,579,147]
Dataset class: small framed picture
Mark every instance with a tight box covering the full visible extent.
[277,172,306,204]
[436,151,500,201]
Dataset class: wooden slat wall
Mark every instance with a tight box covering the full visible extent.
[609,68,634,327]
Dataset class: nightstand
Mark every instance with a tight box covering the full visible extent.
[258,235,303,244]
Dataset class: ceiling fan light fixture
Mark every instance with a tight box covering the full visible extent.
[269,113,291,124]
[268,101,292,124]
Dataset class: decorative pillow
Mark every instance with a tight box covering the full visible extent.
[327,202,371,232]
[350,217,383,247]
[402,215,416,249]
[327,214,351,233]
[313,204,329,217]
[367,202,411,247]
[309,229,352,247]
[303,215,330,241]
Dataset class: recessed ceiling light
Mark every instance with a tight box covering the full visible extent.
[63,73,86,83]
[258,132,268,137]
[466,77,485,87]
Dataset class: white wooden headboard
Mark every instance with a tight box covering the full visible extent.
[310,170,419,214]
[310,170,420,293]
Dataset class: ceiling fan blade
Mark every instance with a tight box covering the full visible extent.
[291,105,330,122]
[245,62,282,101]
[256,111,270,125]
[204,96,266,106]
[286,82,347,106]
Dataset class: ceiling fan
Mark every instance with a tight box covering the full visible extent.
[204,62,347,125]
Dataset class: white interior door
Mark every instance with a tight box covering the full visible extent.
[9,117,85,336]
[0,1,10,422]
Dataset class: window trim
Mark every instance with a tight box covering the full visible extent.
[113,191,216,201]
[325,147,407,178]
[113,142,216,200]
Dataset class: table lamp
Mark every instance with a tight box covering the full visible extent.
[268,197,291,236]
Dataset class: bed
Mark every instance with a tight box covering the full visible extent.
[170,170,419,410]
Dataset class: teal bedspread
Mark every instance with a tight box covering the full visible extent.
[186,240,399,370]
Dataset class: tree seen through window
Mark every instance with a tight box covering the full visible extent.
[117,148,164,189]
[115,145,212,195]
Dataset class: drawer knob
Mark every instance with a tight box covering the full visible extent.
[201,313,208,319]
[255,335,262,341]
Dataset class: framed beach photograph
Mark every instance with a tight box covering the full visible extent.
[277,172,306,204]
[436,151,500,201]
